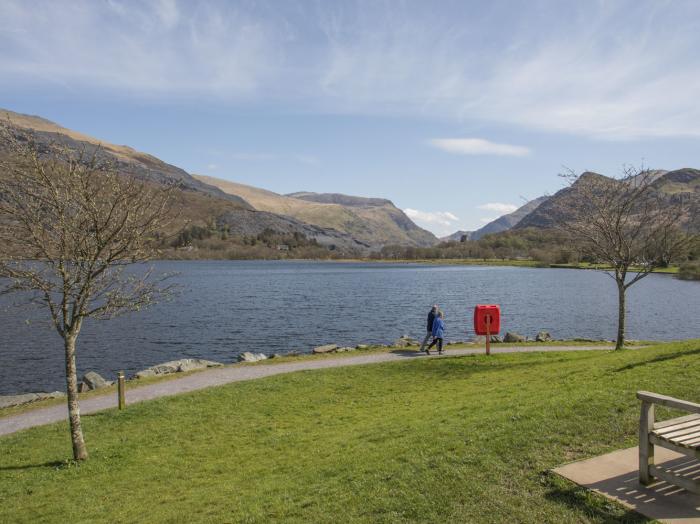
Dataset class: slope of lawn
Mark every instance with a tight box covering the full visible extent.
[1,340,699,523]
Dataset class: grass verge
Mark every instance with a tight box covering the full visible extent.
[2,340,698,522]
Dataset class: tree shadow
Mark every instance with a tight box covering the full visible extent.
[0,460,72,471]
[543,472,648,523]
[615,348,700,372]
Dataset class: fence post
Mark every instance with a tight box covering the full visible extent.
[117,371,126,410]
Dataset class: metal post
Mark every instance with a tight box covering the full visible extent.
[117,371,126,410]
[485,315,491,356]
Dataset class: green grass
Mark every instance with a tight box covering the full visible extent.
[2,341,699,523]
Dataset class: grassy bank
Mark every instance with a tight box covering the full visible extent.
[1,340,698,523]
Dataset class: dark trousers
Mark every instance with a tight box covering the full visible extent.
[428,337,443,352]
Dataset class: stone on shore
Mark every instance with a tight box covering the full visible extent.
[535,331,553,342]
[135,358,223,378]
[355,344,369,350]
[504,332,527,343]
[81,371,109,391]
[335,346,355,352]
[237,352,268,362]
[0,391,65,409]
[313,344,338,354]
[393,335,420,347]
[473,335,502,344]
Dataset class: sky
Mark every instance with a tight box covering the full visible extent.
[1,0,700,237]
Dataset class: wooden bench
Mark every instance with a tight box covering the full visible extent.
[637,391,700,494]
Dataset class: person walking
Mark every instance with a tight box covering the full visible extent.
[419,305,438,352]
[426,311,445,355]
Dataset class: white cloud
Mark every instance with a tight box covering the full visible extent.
[2,2,700,139]
[404,208,460,236]
[477,202,518,214]
[429,138,530,157]
[295,154,320,166]
[479,217,497,224]
[206,163,218,170]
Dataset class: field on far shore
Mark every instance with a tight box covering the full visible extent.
[1,340,699,523]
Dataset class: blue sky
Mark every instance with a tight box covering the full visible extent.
[2,0,700,236]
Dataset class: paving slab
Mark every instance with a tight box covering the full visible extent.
[554,446,700,523]
[0,344,615,437]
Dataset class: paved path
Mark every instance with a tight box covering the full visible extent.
[0,345,617,436]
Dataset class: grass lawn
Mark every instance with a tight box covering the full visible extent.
[1,340,699,523]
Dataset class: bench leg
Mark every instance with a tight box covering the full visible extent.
[639,401,655,485]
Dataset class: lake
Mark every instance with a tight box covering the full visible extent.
[1,261,698,395]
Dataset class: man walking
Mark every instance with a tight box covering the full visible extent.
[419,305,438,352]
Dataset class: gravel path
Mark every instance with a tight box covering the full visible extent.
[0,345,616,436]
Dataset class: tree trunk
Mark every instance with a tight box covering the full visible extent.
[616,281,626,350]
[64,334,88,461]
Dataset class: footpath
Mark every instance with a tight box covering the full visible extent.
[0,345,616,436]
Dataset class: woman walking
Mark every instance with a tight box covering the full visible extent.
[426,311,445,355]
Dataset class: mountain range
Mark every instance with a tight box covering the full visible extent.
[0,109,436,251]
[2,108,698,253]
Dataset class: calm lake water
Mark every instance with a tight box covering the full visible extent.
[1,261,698,394]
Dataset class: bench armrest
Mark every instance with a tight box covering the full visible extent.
[637,391,700,414]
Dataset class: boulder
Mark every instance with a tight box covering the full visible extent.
[135,358,223,378]
[504,332,526,343]
[0,391,65,409]
[312,344,338,354]
[394,335,420,347]
[335,346,355,353]
[82,371,109,391]
[355,344,369,350]
[535,331,552,342]
[237,352,268,362]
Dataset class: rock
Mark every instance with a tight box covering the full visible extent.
[82,371,109,390]
[535,331,552,342]
[312,344,338,354]
[237,352,268,362]
[135,369,156,379]
[135,358,223,378]
[335,346,355,353]
[0,391,65,409]
[355,344,369,350]
[504,332,526,343]
[394,335,420,347]
[473,335,502,344]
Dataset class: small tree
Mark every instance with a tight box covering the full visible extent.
[0,123,177,460]
[558,166,694,349]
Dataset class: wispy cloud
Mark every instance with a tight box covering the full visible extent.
[477,202,518,214]
[206,163,219,171]
[295,154,320,166]
[404,208,460,236]
[2,1,700,139]
[429,138,530,157]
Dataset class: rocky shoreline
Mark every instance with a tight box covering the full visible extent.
[1,330,608,410]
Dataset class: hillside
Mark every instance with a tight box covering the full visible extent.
[195,176,438,248]
[516,170,700,230]
[0,110,373,253]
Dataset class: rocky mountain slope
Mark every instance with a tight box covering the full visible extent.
[0,110,427,251]
[515,169,700,230]
[195,176,438,247]
[470,196,549,240]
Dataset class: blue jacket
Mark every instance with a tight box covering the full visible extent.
[432,317,445,338]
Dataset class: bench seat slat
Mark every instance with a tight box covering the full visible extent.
[657,423,700,440]
[654,414,700,430]
[655,418,700,435]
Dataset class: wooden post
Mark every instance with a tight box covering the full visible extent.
[485,315,491,356]
[117,371,126,410]
[639,400,654,485]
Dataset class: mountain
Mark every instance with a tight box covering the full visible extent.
[0,109,418,252]
[515,170,700,230]
[195,177,438,248]
[470,196,549,240]
[440,230,473,242]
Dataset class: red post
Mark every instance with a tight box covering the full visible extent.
[485,315,491,356]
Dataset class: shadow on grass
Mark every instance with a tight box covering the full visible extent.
[0,460,72,471]
[543,472,648,523]
[615,348,700,372]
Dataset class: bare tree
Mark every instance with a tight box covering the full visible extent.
[557,166,694,349]
[0,123,178,460]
